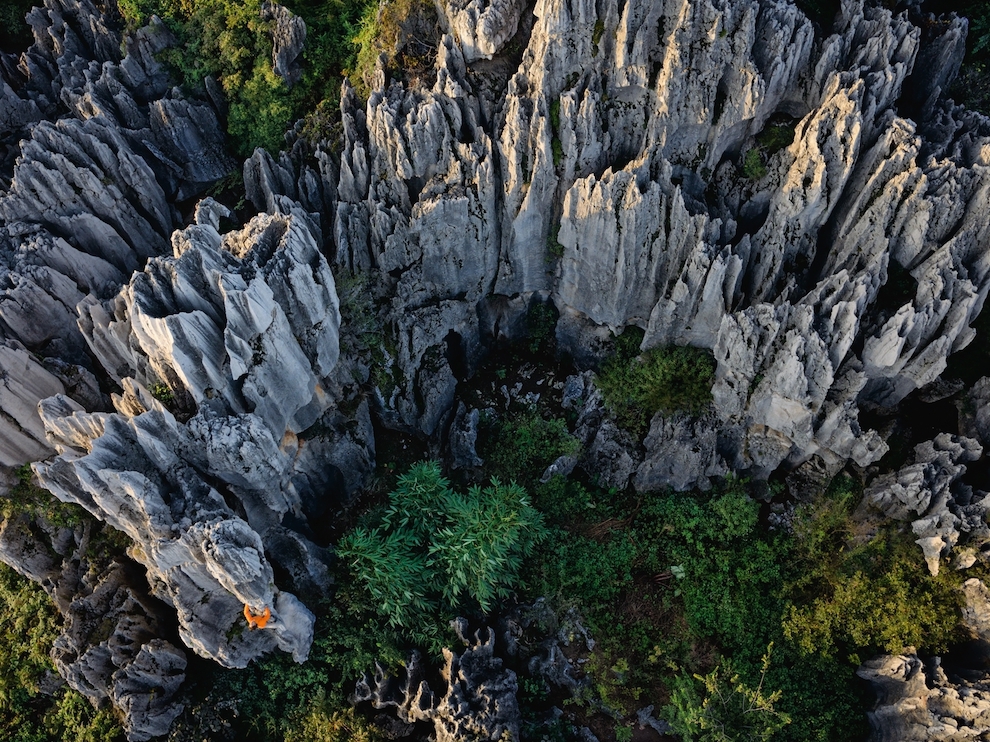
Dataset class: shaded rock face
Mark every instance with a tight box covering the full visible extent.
[0,510,186,742]
[353,619,521,742]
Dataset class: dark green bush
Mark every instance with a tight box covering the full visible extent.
[597,337,716,435]
[481,410,579,489]
[0,0,34,50]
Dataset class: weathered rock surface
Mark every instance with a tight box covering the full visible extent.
[0,0,233,473]
[353,619,521,742]
[263,1,307,87]
[80,206,341,437]
[858,653,990,742]
[0,507,186,742]
[35,383,319,668]
[865,434,990,575]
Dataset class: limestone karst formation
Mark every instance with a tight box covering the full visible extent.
[2,0,990,738]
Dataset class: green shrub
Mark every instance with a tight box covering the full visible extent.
[337,462,547,651]
[285,700,385,742]
[740,148,767,179]
[666,649,791,742]
[596,336,716,435]
[118,0,373,155]
[481,410,579,489]
[0,0,34,50]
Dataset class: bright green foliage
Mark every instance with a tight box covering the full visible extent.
[481,410,579,489]
[349,0,437,99]
[667,648,791,742]
[597,332,716,435]
[741,148,767,179]
[0,564,123,742]
[3,465,87,529]
[337,462,547,651]
[117,0,372,154]
[783,483,962,657]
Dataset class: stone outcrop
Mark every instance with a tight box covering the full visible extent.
[79,206,341,437]
[865,434,989,575]
[0,507,186,742]
[0,0,232,473]
[352,619,521,742]
[263,1,307,87]
[858,653,990,742]
[32,201,374,669]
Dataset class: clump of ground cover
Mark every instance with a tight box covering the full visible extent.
[596,327,716,436]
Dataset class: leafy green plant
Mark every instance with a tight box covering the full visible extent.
[740,148,767,179]
[337,462,547,651]
[666,647,791,742]
[596,333,716,435]
[285,700,386,742]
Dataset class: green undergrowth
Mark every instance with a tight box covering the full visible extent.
[515,464,962,741]
[596,328,716,436]
[2,465,88,529]
[337,461,548,653]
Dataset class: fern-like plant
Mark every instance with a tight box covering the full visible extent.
[336,462,547,650]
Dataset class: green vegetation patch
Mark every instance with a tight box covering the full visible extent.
[596,330,716,436]
[337,461,548,652]
[117,0,373,155]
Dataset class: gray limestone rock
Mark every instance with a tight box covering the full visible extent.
[865,434,989,575]
[635,412,729,493]
[80,210,341,437]
[353,619,520,742]
[858,653,990,742]
[0,505,186,742]
[441,0,525,62]
[263,2,307,87]
[33,381,321,668]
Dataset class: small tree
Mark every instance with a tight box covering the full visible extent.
[337,462,547,649]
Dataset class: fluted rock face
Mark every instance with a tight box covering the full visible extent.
[0,0,233,472]
[35,384,318,668]
[80,207,341,436]
[314,0,990,487]
[32,202,368,668]
[858,653,990,742]
[353,620,521,742]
